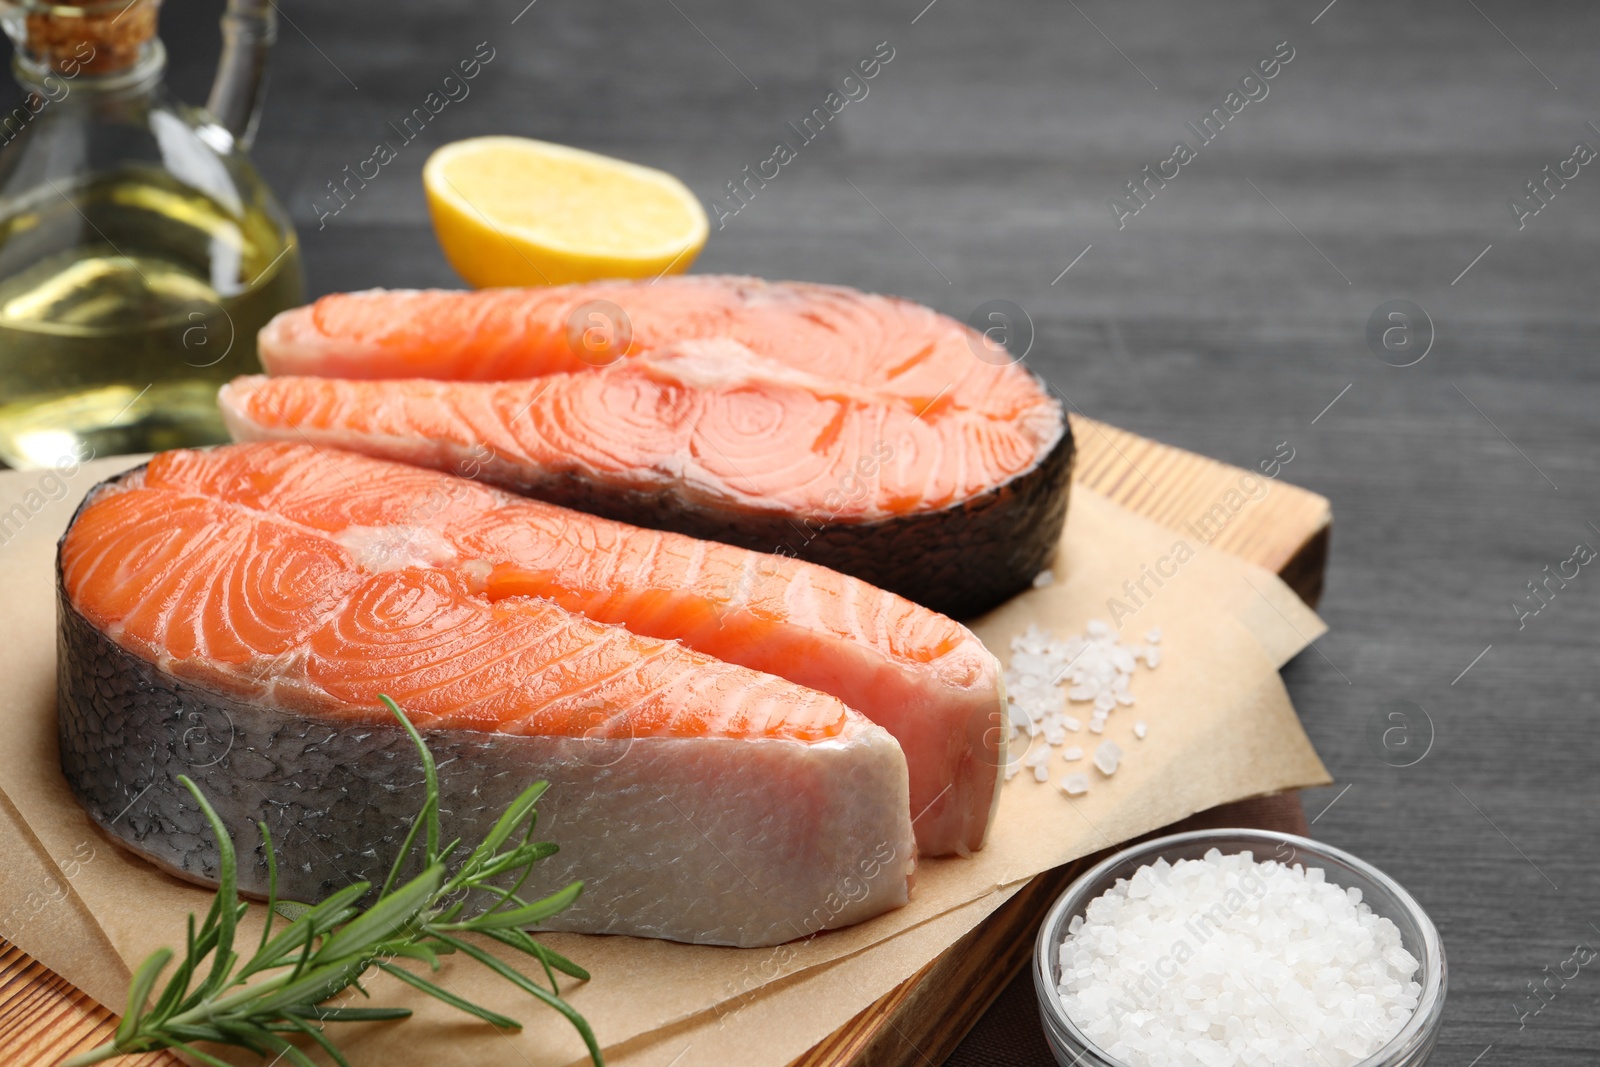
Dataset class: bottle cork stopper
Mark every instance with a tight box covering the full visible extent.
[20,0,161,76]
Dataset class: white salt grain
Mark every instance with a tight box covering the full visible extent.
[1133,721,1148,739]
[1002,621,1165,796]
[1061,773,1089,796]
[1056,850,1421,1067]
[1063,746,1084,762]
[1093,741,1122,775]
[1033,568,1056,589]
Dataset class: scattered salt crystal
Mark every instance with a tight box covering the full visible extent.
[1094,741,1122,775]
[1056,852,1421,1067]
[1062,746,1083,762]
[1061,773,1089,796]
[1033,763,1050,783]
[1002,619,1167,801]
[1145,627,1162,643]
[1032,568,1055,589]
[1133,721,1148,739]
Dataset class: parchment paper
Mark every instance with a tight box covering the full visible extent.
[0,456,1330,1066]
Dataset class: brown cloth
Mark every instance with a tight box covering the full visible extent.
[946,793,1310,1067]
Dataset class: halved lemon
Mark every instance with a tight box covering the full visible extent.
[423,136,708,288]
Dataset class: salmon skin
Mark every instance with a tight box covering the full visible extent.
[245,276,1074,619]
[57,445,923,947]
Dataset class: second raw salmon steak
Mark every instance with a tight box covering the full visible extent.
[236,276,1073,618]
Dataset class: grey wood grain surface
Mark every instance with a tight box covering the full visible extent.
[17,0,1600,1063]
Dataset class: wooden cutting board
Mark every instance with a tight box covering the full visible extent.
[0,415,1331,1067]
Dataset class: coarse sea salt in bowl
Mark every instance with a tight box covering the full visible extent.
[1033,828,1446,1067]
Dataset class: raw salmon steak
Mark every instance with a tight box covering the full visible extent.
[241,276,1074,618]
[119,441,1003,856]
[57,445,924,947]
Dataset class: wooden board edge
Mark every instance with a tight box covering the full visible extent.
[789,863,1092,1067]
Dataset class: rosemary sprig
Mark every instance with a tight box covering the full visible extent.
[66,696,601,1067]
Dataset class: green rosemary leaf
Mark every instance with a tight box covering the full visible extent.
[286,1006,413,1023]
[154,1023,234,1044]
[535,946,561,993]
[280,1012,353,1067]
[379,780,433,900]
[427,930,590,1039]
[242,956,378,1019]
[371,940,446,968]
[274,900,315,922]
[148,915,198,1021]
[471,840,562,881]
[457,781,550,879]
[167,1041,239,1067]
[375,960,521,1029]
[286,912,318,985]
[245,883,369,976]
[317,863,443,960]
[428,931,533,987]
[471,861,540,924]
[484,926,592,981]
[256,821,280,957]
[457,880,584,930]
[437,837,467,871]
[113,948,172,1045]
[492,954,604,1066]
[381,696,440,862]
[177,777,238,1002]
[204,1018,275,1056]
[256,1031,321,1067]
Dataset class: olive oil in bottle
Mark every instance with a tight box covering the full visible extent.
[0,0,304,468]
[0,169,302,467]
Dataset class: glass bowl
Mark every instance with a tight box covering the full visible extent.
[1033,828,1446,1067]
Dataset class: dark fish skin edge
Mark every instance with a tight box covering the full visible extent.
[56,559,449,907]
[54,469,917,946]
[476,392,1075,621]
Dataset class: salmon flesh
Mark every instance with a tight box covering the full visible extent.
[241,276,1073,618]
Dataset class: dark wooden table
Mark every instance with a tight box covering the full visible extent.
[15,0,1600,1062]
